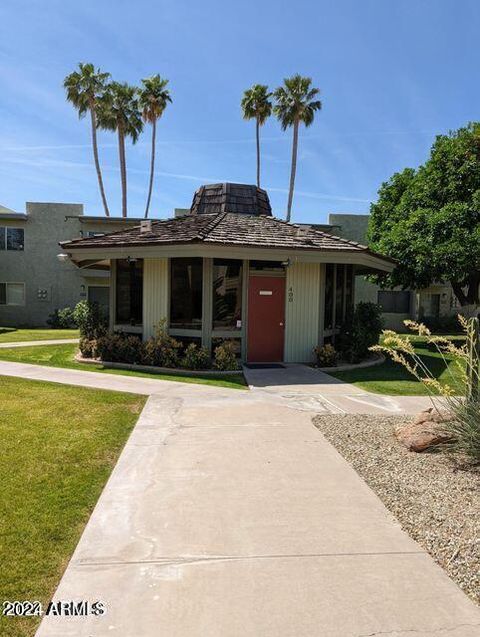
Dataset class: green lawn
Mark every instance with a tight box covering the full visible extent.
[0,327,79,343]
[0,376,146,637]
[0,343,247,390]
[330,337,464,395]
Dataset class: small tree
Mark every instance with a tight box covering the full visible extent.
[368,123,480,307]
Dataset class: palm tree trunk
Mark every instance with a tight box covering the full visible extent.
[144,119,156,218]
[118,126,127,218]
[256,118,260,188]
[89,106,110,217]
[286,119,299,222]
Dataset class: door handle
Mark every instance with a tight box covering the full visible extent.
[279,322,284,326]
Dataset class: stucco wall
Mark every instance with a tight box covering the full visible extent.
[0,204,137,327]
[284,262,321,362]
[142,258,169,339]
[0,203,84,326]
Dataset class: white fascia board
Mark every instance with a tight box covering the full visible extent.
[66,243,395,272]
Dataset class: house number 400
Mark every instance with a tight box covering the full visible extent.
[288,287,294,303]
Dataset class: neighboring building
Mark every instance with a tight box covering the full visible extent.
[0,202,140,327]
[328,214,462,330]
[59,183,394,363]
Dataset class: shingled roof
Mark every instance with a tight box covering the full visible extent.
[190,183,272,216]
[60,211,394,262]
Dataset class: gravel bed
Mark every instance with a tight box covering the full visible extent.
[313,414,479,605]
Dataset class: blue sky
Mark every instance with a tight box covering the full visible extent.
[0,0,479,223]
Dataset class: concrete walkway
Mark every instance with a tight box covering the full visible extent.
[35,386,480,636]
[0,359,435,414]
[244,362,436,414]
[0,338,79,348]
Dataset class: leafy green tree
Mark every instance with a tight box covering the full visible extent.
[97,82,143,217]
[368,123,480,306]
[273,75,322,222]
[241,84,272,187]
[64,63,111,217]
[138,75,172,219]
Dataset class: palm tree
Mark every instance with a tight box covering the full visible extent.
[97,82,143,217]
[138,75,172,218]
[64,63,111,217]
[273,75,322,222]
[241,84,272,188]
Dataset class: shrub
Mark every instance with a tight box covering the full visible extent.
[338,302,383,363]
[47,306,77,329]
[422,315,463,334]
[73,300,107,340]
[213,340,239,371]
[373,316,480,463]
[313,344,338,367]
[79,337,97,358]
[96,333,142,364]
[180,343,211,370]
[141,320,182,368]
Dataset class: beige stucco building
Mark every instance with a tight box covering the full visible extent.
[0,202,140,326]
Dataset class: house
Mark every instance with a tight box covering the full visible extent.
[328,214,464,330]
[0,202,140,326]
[59,183,395,363]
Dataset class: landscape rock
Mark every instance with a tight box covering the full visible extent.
[395,411,453,452]
[413,407,452,425]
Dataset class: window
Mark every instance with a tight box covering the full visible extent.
[212,259,242,330]
[324,264,334,330]
[88,286,110,319]
[377,290,410,314]
[335,264,345,327]
[170,258,203,329]
[115,259,143,324]
[249,260,284,272]
[0,227,24,251]
[345,266,354,314]
[0,283,25,306]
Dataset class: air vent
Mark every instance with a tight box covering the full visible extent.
[140,220,152,233]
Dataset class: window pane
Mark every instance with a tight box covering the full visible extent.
[88,286,110,319]
[324,264,334,330]
[170,258,203,329]
[0,228,5,250]
[377,290,410,314]
[345,266,354,314]
[0,283,6,305]
[6,228,24,251]
[335,264,345,327]
[6,283,25,305]
[115,259,143,324]
[212,259,242,330]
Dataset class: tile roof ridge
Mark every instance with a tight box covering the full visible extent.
[196,212,228,240]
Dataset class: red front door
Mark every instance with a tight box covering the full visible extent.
[247,276,286,362]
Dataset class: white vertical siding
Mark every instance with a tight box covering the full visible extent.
[284,262,321,362]
[142,258,168,340]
